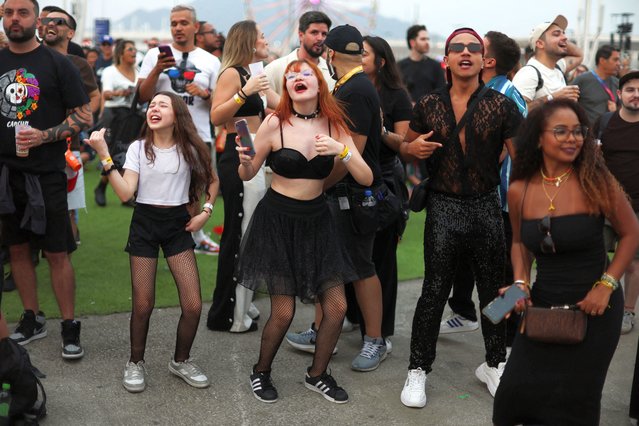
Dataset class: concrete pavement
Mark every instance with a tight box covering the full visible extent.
[10,279,638,425]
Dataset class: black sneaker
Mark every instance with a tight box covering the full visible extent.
[250,367,278,403]
[61,320,84,360]
[10,310,47,345]
[305,369,349,404]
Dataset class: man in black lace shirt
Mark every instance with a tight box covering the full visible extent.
[398,27,522,408]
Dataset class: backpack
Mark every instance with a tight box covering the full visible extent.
[0,281,47,424]
[526,64,566,92]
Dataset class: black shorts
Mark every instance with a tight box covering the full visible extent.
[125,204,195,258]
[327,198,376,280]
[1,170,73,253]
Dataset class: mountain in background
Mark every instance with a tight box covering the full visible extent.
[111,0,444,46]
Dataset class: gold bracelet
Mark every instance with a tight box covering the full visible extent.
[338,144,349,159]
[233,93,245,105]
[593,280,615,291]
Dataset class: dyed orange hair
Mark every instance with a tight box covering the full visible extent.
[273,59,351,136]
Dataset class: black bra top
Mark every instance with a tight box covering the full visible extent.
[233,66,264,118]
[267,121,334,180]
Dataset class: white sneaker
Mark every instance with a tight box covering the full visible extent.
[123,360,146,393]
[400,368,427,408]
[475,361,505,397]
[169,358,210,388]
[342,317,358,332]
[385,338,393,354]
[439,313,479,334]
[622,311,635,334]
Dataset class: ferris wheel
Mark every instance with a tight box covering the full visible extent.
[243,0,378,54]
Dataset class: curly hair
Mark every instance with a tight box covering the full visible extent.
[140,91,215,204]
[510,99,622,215]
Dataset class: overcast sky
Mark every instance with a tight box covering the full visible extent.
[45,0,639,39]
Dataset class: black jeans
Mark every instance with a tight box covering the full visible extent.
[447,211,518,345]
[409,191,507,372]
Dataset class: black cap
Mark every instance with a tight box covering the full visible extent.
[620,70,639,90]
[325,24,363,55]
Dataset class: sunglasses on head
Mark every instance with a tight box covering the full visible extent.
[41,17,69,27]
[538,215,556,254]
[448,42,482,53]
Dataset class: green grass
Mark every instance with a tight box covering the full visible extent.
[2,163,425,322]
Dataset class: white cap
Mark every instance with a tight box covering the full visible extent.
[529,15,568,49]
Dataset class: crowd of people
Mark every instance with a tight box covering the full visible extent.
[1,0,639,424]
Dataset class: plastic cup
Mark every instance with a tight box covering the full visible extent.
[14,124,30,157]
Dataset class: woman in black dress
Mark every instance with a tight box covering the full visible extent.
[208,20,279,333]
[493,99,639,425]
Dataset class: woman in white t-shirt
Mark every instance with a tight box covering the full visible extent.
[95,39,141,206]
[86,92,219,393]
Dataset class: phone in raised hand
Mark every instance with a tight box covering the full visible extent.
[234,119,255,157]
[158,45,174,59]
[482,285,528,325]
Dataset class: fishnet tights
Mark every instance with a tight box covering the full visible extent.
[255,286,346,377]
[129,251,202,363]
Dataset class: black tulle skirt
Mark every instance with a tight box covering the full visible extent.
[237,188,357,303]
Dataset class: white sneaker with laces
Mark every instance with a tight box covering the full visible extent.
[622,311,635,334]
[401,368,427,408]
[475,361,506,397]
[385,338,393,354]
[169,358,210,388]
[439,312,479,334]
[123,360,146,393]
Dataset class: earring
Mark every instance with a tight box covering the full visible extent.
[253,47,257,53]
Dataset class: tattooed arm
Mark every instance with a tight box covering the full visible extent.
[16,103,93,149]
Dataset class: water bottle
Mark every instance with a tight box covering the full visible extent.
[361,189,377,207]
[0,383,11,425]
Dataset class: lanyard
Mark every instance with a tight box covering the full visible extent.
[332,66,363,94]
[590,71,616,102]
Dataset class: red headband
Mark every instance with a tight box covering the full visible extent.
[445,27,484,55]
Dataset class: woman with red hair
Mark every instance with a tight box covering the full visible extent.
[237,59,372,404]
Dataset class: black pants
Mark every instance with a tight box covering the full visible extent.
[447,211,518,345]
[409,191,506,372]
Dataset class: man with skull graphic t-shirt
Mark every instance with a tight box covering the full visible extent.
[0,0,91,361]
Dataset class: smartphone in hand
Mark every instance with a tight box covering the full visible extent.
[235,119,255,156]
[158,45,174,59]
[482,285,528,325]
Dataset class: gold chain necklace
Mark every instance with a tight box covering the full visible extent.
[540,166,573,188]
[540,169,571,211]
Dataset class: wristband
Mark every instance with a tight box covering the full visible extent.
[593,280,615,291]
[239,89,248,99]
[341,150,352,163]
[233,93,246,105]
[101,157,113,167]
[514,279,531,290]
[101,165,117,176]
[338,144,349,159]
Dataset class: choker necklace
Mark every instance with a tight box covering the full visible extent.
[540,167,573,188]
[292,108,319,120]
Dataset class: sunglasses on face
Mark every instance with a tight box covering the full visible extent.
[538,215,556,254]
[284,69,314,81]
[448,42,482,53]
[41,17,69,27]
[543,126,588,143]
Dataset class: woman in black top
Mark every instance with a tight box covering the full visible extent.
[208,20,279,333]
[360,35,412,345]
[494,100,639,425]
[237,59,371,404]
